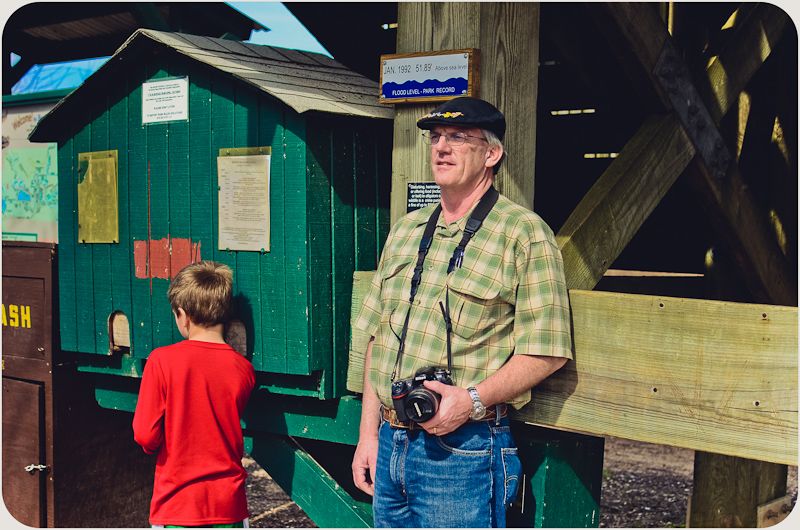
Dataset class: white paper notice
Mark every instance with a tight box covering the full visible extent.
[218,155,270,252]
[142,77,189,124]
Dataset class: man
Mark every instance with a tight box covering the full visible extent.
[351,96,572,527]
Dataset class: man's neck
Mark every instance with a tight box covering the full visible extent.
[440,174,493,224]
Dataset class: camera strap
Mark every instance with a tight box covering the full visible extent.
[390,186,499,382]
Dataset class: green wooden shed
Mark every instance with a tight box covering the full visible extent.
[29,29,394,399]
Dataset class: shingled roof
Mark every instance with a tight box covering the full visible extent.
[30,28,393,141]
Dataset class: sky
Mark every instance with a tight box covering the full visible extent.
[9,2,330,95]
[228,2,331,56]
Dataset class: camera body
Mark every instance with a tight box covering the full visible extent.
[391,366,453,423]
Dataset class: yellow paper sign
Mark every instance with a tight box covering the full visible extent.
[77,150,119,243]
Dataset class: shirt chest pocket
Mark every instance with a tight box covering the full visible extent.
[447,273,506,341]
[380,257,414,317]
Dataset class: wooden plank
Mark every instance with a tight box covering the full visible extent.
[257,98,287,373]
[73,124,96,354]
[332,124,358,396]
[108,79,133,346]
[556,114,695,290]
[209,73,237,283]
[145,75,173,350]
[232,85,262,363]
[353,128,377,270]
[282,110,309,375]
[57,139,78,352]
[90,99,114,355]
[128,67,154,357]
[391,2,540,224]
[518,289,797,466]
[305,117,333,390]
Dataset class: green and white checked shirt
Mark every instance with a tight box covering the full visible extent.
[354,193,573,410]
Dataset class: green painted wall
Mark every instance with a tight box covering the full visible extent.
[56,51,391,397]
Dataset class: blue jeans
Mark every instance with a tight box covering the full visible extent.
[373,415,521,528]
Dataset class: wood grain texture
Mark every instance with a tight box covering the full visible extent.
[556,114,695,290]
[516,289,798,466]
[390,2,539,225]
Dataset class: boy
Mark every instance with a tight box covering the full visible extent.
[133,261,256,528]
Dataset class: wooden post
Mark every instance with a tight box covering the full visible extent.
[390,2,539,224]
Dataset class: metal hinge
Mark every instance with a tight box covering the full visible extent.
[24,464,49,474]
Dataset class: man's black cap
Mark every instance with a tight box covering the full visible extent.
[416,96,506,141]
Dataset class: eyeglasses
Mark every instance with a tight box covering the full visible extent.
[422,131,488,146]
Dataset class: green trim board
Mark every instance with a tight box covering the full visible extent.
[249,433,373,528]
[2,89,73,107]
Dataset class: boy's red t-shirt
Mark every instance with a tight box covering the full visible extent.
[132,340,256,526]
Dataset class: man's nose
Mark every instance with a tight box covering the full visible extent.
[432,135,451,151]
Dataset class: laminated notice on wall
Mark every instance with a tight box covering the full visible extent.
[218,148,271,252]
[77,150,119,243]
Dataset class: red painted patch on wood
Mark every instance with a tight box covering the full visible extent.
[134,237,202,279]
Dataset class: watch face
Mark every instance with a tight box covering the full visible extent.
[471,404,487,420]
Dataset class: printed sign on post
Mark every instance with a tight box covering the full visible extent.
[407,182,441,212]
[142,77,189,124]
[379,49,479,104]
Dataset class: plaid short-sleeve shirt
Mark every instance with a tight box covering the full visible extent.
[354,193,573,410]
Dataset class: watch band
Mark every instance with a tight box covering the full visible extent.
[467,386,487,420]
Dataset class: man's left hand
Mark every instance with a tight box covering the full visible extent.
[419,381,472,436]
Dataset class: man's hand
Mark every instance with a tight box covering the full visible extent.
[419,381,472,436]
[352,436,379,495]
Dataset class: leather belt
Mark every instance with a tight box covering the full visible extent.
[381,404,507,430]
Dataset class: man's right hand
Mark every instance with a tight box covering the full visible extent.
[352,436,379,495]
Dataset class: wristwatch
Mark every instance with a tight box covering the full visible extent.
[467,387,487,420]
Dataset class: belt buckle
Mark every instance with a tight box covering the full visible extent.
[384,407,413,430]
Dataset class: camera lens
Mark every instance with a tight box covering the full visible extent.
[404,388,440,422]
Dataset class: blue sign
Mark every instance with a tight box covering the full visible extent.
[380,50,476,103]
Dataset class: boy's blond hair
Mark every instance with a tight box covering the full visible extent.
[167,261,233,326]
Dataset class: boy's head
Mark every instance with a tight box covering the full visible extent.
[167,261,233,327]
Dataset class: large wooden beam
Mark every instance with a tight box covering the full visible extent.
[594,2,795,305]
[556,113,695,290]
[515,289,798,466]
[390,2,539,224]
[701,3,790,124]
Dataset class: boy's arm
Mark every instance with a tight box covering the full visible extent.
[132,357,166,454]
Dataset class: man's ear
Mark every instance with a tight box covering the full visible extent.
[485,145,504,170]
